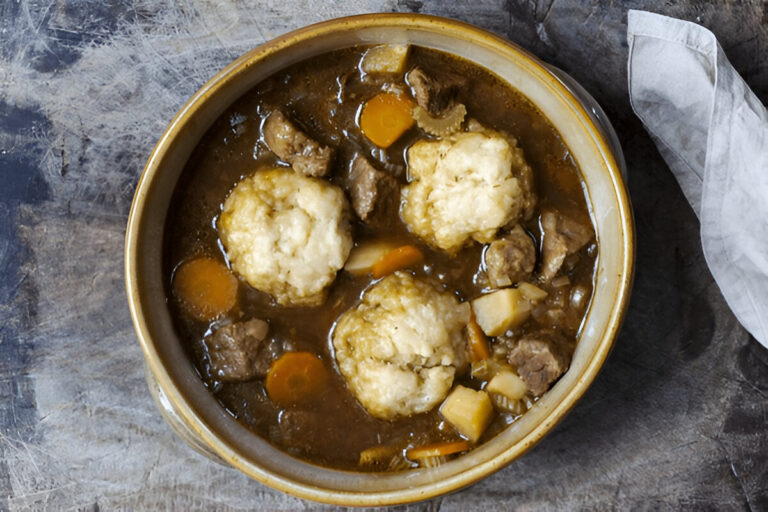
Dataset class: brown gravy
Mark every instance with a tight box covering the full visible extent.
[164,45,596,470]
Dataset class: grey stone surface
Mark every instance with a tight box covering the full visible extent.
[1,0,767,510]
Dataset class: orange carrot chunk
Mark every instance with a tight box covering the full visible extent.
[371,245,424,279]
[172,257,238,322]
[266,352,330,408]
[467,311,491,362]
[406,440,471,460]
[359,92,415,148]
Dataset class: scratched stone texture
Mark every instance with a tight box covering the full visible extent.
[0,0,767,510]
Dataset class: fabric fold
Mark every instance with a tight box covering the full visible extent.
[627,10,768,348]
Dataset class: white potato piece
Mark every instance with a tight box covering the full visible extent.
[332,272,470,420]
[440,385,493,442]
[471,288,531,337]
[344,240,397,276]
[218,168,352,306]
[360,44,410,74]
[517,282,548,302]
[486,370,528,400]
[401,130,527,253]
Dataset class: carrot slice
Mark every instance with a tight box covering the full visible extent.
[406,440,471,460]
[359,92,415,148]
[467,310,491,362]
[266,352,330,407]
[371,245,424,279]
[172,257,238,322]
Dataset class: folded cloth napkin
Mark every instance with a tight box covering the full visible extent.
[627,10,768,349]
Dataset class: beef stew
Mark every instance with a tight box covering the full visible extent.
[163,44,597,471]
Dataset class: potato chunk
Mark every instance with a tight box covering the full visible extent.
[360,44,409,74]
[440,385,493,442]
[471,288,531,336]
[517,282,548,302]
[486,370,527,400]
[344,240,396,276]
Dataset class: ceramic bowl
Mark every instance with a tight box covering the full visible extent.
[125,13,634,506]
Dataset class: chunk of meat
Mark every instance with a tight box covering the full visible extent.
[347,154,399,224]
[262,110,333,177]
[406,66,467,116]
[484,225,536,287]
[276,409,327,455]
[506,331,572,396]
[204,318,270,381]
[539,210,593,282]
[278,407,356,459]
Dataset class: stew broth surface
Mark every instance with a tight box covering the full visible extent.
[164,45,596,470]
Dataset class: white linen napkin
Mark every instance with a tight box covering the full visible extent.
[627,10,768,349]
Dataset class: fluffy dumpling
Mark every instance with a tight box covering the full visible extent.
[401,129,532,253]
[218,168,352,306]
[332,272,470,420]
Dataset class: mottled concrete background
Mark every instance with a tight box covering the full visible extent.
[1,1,767,510]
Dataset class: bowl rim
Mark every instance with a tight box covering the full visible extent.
[125,12,635,506]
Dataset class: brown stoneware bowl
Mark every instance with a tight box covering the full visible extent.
[125,13,634,506]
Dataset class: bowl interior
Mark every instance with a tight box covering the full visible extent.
[126,14,633,506]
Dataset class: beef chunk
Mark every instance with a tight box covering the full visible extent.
[278,408,352,459]
[204,318,270,381]
[540,210,593,282]
[278,409,322,453]
[484,225,536,287]
[507,331,572,396]
[406,66,467,116]
[262,110,333,177]
[347,154,399,224]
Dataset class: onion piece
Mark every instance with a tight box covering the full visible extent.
[416,455,449,468]
[359,444,397,467]
[570,284,589,312]
[470,358,508,381]
[387,454,413,471]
